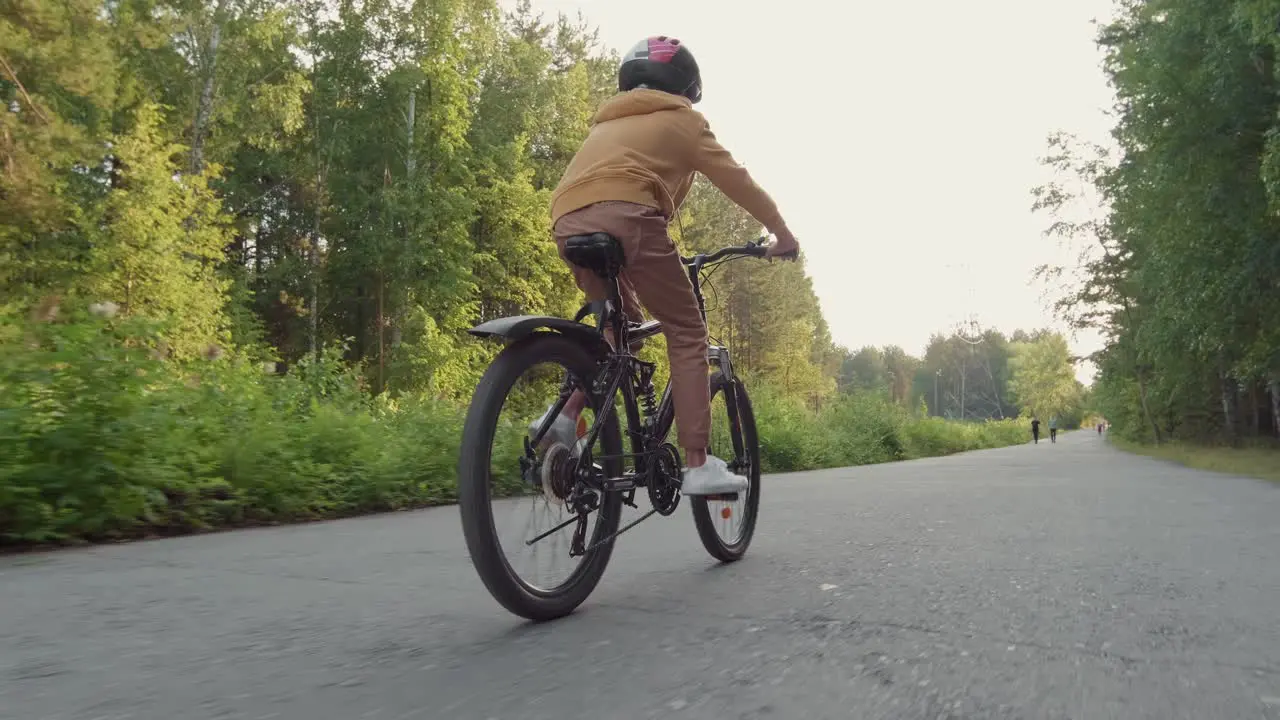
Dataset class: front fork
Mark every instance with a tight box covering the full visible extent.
[708,346,748,475]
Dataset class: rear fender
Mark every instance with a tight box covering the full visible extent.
[468,315,609,355]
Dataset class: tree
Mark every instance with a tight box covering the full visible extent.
[1035,0,1280,442]
[0,0,118,305]
[1009,333,1081,423]
[82,103,232,356]
[881,346,917,406]
[840,346,888,395]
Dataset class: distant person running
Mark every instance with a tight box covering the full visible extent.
[1049,417,1058,443]
[1031,417,1041,444]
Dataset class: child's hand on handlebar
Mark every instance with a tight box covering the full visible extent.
[765,228,800,261]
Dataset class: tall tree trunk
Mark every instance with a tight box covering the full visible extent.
[301,9,335,366]
[933,372,939,417]
[309,182,320,362]
[190,23,218,174]
[726,304,734,361]
[252,224,263,276]
[190,0,229,175]
[1270,377,1280,439]
[983,359,1005,419]
[1248,382,1261,437]
[1136,367,1162,444]
[354,284,365,360]
[376,271,385,395]
[1220,370,1237,441]
[405,89,416,179]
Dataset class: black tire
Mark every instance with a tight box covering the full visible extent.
[458,334,624,621]
[691,374,761,562]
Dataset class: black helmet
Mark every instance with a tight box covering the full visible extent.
[618,36,702,104]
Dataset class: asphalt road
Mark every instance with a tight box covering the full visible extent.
[3,432,1279,720]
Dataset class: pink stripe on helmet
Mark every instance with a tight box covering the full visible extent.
[647,36,681,63]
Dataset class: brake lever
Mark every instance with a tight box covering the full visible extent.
[760,235,798,262]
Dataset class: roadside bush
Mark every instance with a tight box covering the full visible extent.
[0,311,463,543]
[0,311,1029,545]
[899,415,1028,457]
[749,382,1027,473]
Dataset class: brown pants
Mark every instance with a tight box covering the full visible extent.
[553,201,710,450]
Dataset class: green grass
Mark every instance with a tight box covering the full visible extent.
[1115,439,1280,483]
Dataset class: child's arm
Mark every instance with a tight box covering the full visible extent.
[691,118,799,258]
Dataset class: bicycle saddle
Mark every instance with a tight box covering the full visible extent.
[563,233,626,277]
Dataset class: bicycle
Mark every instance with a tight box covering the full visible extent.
[457,232,771,621]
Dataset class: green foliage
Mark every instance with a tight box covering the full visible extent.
[1009,333,1083,422]
[1,310,1030,545]
[1035,0,1280,445]
[85,103,233,357]
[0,0,118,298]
[840,346,891,395]
[912,329,1021,421]
[750,383,1028,474]
[0,310,464,543]
[842,327,1062,424]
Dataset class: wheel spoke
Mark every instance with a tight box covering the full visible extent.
[691,378,759,561]
[458,334,627,620]
[481,357,620,594]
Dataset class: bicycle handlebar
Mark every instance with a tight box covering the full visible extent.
[681,237,770,267]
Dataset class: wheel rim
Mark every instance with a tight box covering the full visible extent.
[705,385,755,548]
[485,359,610,595]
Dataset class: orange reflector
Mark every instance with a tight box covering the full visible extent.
[720,507,732,519]
[576,414,588,438]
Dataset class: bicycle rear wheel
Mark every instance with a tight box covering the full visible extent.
[691,374,761,562]
[458,334,624,621]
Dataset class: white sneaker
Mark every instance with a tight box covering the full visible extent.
[530,407,578,450]
[681,455,748,496]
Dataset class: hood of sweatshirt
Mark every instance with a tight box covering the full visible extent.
[592,89,691,125]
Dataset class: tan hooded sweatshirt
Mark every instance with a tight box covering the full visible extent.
[550,89,786,234]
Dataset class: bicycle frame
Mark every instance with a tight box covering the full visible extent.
[506,239,770,557]
[528,242,761,494]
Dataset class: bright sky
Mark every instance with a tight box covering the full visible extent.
[523,0,1118,383]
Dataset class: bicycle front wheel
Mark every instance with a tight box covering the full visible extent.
[690,374,761,562]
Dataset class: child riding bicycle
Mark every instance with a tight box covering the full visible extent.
[534,35,799,496]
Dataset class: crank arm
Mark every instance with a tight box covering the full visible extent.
[601,473,643,492]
